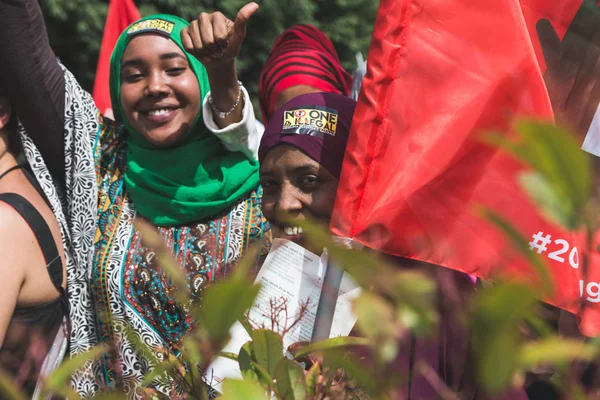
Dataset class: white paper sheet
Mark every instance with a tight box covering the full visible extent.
[207,239,360,392]
[582,103,600,157]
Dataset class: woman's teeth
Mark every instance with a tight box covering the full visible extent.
[147,108,173,116]
[284,226,303,236]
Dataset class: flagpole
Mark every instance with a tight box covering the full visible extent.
[311,255,344,342]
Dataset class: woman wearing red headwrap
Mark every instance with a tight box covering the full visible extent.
[258,24,353,122]
[258,92,530,399]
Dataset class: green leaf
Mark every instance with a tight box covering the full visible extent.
[230,245,260,284]
[305,362,321,397]
[353,293,398,363]
[239,318,255,337]
[398,304,434,334]
[181,335,204,367]
[239,341,274,388]
[44,345,107,393]
[522,311,555,339]
[218,352,239,362]
[275,359,308,400]
[518,338,598,367]
[238,342,258,381]
[87,392,128,400]
[251,329,284,377]
[470,283,537,393]
[122,324,160,366]
[390,271,437,308]
[519,171,571,228]
[181,334,211,396]
[567,383,589,400]
[391,271,438,335]
[278,214,437,310]
[487,120,591,229]
[140,358,181,387]
[519,121,590,224]
[277,214,383,283]
[249,360,276,389]
[220,379,268,400]
[198,282,261,341]
[479,208,553,296]
[292,336,370,359]
[0,370,28,400]
[319,349,379,397]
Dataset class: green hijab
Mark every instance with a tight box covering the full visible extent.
[109,14,259,226]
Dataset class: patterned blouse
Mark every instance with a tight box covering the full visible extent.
[20,66,271,398]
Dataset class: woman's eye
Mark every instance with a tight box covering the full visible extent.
[261,180,277,190]
[299,175,318,187]
[167,67,186,75]
[123,73,143,83]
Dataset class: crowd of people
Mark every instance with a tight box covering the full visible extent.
[0,0,571,399]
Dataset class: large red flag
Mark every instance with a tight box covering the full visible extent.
[331,0,600,334]
[92,0,141,117]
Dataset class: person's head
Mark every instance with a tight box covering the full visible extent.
[109,16,210,148]
[258,92,356,248]
[258,25,352,123]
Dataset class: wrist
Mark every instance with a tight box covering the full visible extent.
[205,59,244,127]
[206,59,238,102]
[208,81,243,119]
[204,58,235,76]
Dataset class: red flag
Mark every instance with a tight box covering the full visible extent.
[331,0,600,333]
[92,0,141,117]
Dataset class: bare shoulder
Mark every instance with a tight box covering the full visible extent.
[0,201,35,263]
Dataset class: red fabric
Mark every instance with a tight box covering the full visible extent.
[331,0,600,335]
[92,0,141,116]
[258,25,352,122]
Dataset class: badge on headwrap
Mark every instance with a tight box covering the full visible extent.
[127,19,175,37]
[282,106,339,138]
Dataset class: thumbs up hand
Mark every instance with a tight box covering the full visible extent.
[181,2,259,70]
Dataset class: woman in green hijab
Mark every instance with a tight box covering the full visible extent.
[0,0,270,397]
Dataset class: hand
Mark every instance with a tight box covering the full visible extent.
[181,2,259,69]
[536,3,600,136]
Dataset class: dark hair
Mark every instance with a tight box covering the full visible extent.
[6,111,21,154]
[0,84,21,154]
[0,96,21,155]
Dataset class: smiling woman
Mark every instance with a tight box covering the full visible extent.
[257,92,531,400]
[119,37,202,147]
[258,92,355,251]
[260,145,338,250]
[0,1,271,397]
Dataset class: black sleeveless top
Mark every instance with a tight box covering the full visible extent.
[0,165,68,396]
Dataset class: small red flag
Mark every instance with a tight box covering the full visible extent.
[92,0,141,117]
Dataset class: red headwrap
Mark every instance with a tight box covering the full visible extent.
[259,24,352,122]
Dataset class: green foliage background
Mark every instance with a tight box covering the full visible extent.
[41,0,378,115]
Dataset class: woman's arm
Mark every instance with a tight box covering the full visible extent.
[203,85,263,160]
[181,4,259,127]
[183,3,263,159]
[0,0,65,187]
